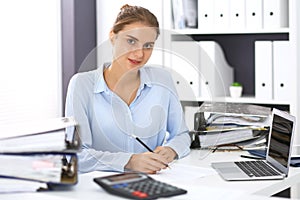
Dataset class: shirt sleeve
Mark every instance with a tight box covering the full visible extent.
[164,92,191,159]
[65,73,133,173]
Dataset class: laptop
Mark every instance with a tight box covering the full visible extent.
[211,108,296,181]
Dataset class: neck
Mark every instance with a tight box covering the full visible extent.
[104,63,140,90]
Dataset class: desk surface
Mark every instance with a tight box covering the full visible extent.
[1,150,300,200]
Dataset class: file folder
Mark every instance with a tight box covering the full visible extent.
[273,41,297,102]
[0,117,80,153]
[171,41,200,99]
[0,153,78,185]
[198,0,214,30]
[198,41,233,98]
[213,0,230,30]
[263,0,288,29]
[182,0,198,28]
[245,0,263,29]
[171,0,185,29]
[255,41,273,100]
[229,0,246,30]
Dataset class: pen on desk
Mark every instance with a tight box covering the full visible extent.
[134,136,170,169]
[240,155,264,160]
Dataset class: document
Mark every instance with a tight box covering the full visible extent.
[151,163,217,183]
[0,154,77,184]
[0,178,47,193]
[0,117,80,153]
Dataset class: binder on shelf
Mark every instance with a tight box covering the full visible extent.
[0,117,80,153]
[0,153,78,185]
[263,0,288,29]
[273,41,297,102]
[229,0,246,30]
[171,0,187,29]
[213,0,230,30]
[198,41,233,98]
[255,41,273,100]
[198,0,214,30]
[182,0,198,28]
[245,0,263,29]
[171,41,200,100]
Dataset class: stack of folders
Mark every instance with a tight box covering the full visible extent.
[191,102,271,149]
[0,117,80,193]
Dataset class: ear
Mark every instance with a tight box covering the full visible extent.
[109,30,115,44]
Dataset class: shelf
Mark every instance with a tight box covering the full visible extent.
[180,97,290,112]
[170,28,290,35]
[170,32,289,96]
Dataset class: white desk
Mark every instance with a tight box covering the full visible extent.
[1,150,300,200]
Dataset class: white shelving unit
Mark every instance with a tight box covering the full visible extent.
[162,0,300,152]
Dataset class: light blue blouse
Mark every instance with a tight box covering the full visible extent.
[65,65,191,173]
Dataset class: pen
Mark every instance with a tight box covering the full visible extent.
[135,137,154,152]
[240,155,264,160]
[134,136,170,168]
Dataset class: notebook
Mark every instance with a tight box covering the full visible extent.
[211,108,296,181]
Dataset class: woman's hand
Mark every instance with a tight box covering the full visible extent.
[125,152,169,174]
[153,146,177,163]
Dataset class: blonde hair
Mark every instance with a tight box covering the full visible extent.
[112,4,160,38]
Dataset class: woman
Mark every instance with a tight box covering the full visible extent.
[65,4,191,174]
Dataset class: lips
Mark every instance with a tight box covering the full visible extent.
[128,58,142,65]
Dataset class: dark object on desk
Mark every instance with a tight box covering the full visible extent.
[290,157,300,167]
[194,112,206,131]
[93,172,187,200]
[240,155,264,160]
[247,149,267,158]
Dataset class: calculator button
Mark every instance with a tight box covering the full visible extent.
[132,191,148,198]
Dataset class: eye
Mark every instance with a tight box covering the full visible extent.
[143,43,154,49]
[127,38,136,45]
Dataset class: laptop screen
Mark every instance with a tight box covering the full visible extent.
[268,112,294,169]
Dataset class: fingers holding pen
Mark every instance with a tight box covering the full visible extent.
[125,152,169,174]
[154,146,177,163]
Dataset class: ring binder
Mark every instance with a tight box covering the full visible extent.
[0,117,81,153]
[0,153,78,185]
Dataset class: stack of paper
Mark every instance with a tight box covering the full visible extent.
[192,102,271,149]
[0,117,80,193]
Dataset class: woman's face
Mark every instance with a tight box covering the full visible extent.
[111,22,158,71]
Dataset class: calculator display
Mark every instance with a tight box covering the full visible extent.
[107,173,141,182]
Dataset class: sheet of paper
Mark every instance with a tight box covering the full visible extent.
[0,178,47,193]
[158,185,256,200]
[0,193,76,200]
[150,163,217,183]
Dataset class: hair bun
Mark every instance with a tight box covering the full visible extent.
[120,4,131,11]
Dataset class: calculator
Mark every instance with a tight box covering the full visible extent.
[93,172,187,199]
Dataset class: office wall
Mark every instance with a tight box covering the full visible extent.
[61,0,97,112]
[0,0,62,126]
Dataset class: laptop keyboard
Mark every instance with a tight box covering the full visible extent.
[234,161,282,177]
